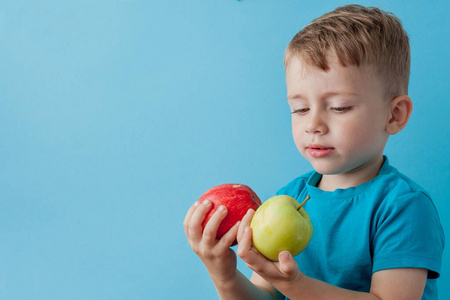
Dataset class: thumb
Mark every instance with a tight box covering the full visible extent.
[278,251,298,276]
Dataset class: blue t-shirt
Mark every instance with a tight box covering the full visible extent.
[276,157,445,300]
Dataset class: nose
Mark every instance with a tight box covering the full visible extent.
[305,111,327,135]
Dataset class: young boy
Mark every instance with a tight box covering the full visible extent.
[183,4,444,299]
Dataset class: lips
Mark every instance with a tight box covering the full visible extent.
[307,145,335,158]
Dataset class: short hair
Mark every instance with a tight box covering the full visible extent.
[284,5,410,99]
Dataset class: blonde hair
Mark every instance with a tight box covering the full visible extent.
[285,5,410,99]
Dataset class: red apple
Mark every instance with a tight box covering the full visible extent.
[199,184,261,243]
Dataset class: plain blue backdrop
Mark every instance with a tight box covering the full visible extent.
[1,0,448,299]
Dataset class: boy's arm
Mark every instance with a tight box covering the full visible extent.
[237,209,428,300]
[370,268,427,300]
[214,269,280,300]
[275,267,427,300]
[250,272,286,300]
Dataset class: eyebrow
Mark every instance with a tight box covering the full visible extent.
[287,94,306,101]
[287,91,358,100]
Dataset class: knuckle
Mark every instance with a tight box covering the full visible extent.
[199,248,214,260]
[203,231,216,242]
[192,244,207,256]
[237,248,245,259]
[219,234,232,246]
[250,264,262,273]
[188,221,200,233]
[202,225,217,240]
[284,265,294,274]
[191,244,200,254]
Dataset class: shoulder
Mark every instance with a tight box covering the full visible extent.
[371,164,445,278]
[276,171,315,199]
[384,165,429,195]
[373,164,442,227]
[377,165,436,212]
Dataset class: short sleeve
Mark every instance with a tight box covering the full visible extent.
[371,191,445,278]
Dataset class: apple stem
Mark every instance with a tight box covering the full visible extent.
[297,195,310,211]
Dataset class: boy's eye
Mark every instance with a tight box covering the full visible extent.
[331,106,353,113]
[291,108,310,114]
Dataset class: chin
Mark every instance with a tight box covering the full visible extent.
[312,167,342,175]
[308,160,348,175]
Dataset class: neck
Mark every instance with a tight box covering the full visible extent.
[318,156,385,191]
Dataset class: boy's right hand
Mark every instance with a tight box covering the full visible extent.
[183,200,241,283]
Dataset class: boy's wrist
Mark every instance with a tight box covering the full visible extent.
[273,271,307,299]
[209,268,239,290]
[211,269,273,300]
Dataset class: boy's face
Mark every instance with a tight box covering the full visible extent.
[286,55,391,178]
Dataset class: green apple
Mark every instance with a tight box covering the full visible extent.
[250,195,313,261]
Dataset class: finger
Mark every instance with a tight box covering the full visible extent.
[218,219,240,248]
[237,226,254,258]
[278,251,297,275]
[237,226,275,274]
[237,209,254,241]
[183,201,200,238]
[202,205,227,246]
[278,251,300,281]
[187,199,212,243]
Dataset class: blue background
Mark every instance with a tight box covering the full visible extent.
[1,0,448,299]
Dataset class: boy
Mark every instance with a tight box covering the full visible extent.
[183,4,444,300]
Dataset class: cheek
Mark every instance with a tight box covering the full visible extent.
[291,119,305,149]
[291,118,303,136]
[337,118,385,150]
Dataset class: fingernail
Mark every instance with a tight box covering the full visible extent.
[194,201,200,207]
[280,251,291,261]
[218,205,226,212]
[203,199,211,206]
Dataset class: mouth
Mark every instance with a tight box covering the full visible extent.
[307,145,335,158]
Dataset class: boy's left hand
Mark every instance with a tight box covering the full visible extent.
[236,209,304,289]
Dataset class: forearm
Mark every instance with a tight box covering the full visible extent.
[212,269,276,300]
[277,274,379,300]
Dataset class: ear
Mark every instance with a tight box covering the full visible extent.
[385,95,413,135]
